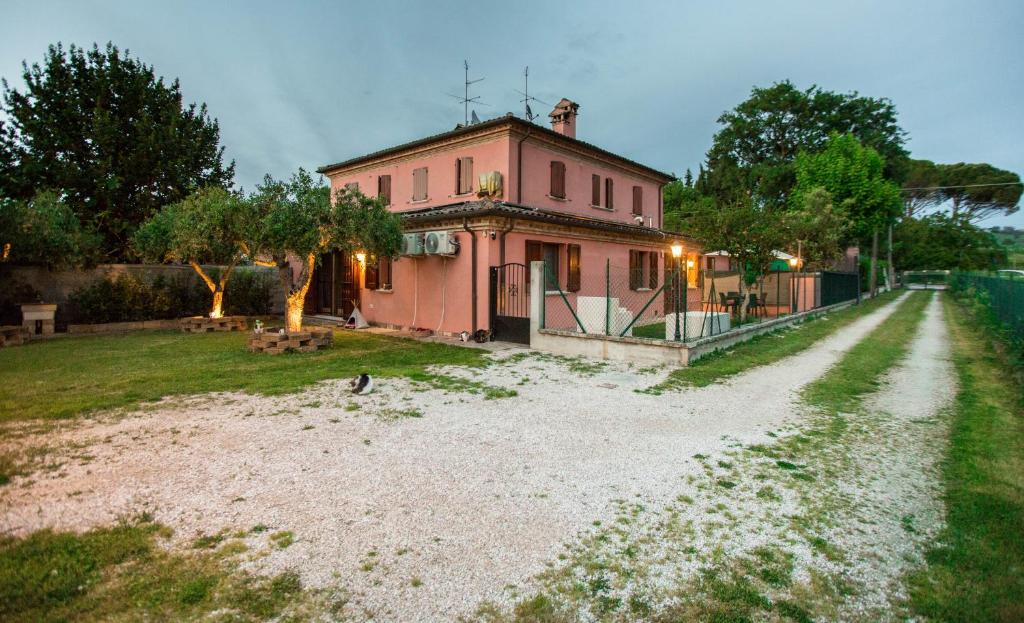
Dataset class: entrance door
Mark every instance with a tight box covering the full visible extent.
[489,263,530,344]
[313,252,360,317]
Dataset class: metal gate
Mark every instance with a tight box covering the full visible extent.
[820,271,860,307]
[489,263,530,344]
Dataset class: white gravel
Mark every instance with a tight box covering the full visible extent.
[0,294,907,621]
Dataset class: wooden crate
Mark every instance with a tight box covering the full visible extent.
[248,328,333,354]
[180,316,248,333]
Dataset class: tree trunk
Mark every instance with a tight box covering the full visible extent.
[210,290,224,318]
[738,276,749,324]
[869,228,879,298]
[886,222,895,291]
[279,254,316,333]
[190,260,224,318]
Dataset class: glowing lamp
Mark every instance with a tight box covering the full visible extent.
[355,252,367,264]
[686,259,695,269]
[788,257,798,268]
[670,244,683,259]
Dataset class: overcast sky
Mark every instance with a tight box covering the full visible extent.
[3,0,1022,226]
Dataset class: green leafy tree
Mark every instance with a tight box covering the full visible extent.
[901,159,944,217]
[0,43,234,260]
[784,187,849,270]
[133,187,253,318]
[894,214,1006,271]
[249,170,402,332]
[706,81,907,207]
[662,180,713,233]
[792,134,902,296]
[938,162,1021,222]
[0,190,99,268]
[682,196,789,323]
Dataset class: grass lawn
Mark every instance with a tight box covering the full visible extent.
[906,294,1024,622]
[0,329,487,422]
[0,516,331,622]
[647,289,902,391]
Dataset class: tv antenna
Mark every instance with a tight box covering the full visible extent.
[446,60,487,126]
[515,66,551,122]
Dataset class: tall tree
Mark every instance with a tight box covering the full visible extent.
[939,162,1021,222]
[249,170,402,332]
[784,187,849,270]
[894,214,1006,271]
[0,43,234,260]
[705,81,907,207]
[0,190,99,269]
[133,187,254,318]
[791,133,902,296]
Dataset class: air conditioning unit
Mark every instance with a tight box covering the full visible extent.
[401,233,425,256]
[425,230,459,255]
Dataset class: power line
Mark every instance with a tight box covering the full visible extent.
[901,181,1023,192]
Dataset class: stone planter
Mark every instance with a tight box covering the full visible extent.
[21,303,57,336]
[0,325,31,347]
[248,328,333,354]
[180,315,248,333]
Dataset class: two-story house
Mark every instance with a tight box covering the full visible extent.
[313,99,698,342]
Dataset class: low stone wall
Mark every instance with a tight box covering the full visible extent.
[67,319,182,334]
[0,325,30,347]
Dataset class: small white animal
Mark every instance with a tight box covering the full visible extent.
[350,373,374,395]
[459,331,470,342]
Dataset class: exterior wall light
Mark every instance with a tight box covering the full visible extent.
[670,243,683,259]
[355,252,367,264]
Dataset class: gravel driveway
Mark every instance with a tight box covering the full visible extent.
[0,294,907,621]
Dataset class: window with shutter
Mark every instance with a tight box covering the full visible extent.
[591,175,600,206]
[525,240,543,285]
[364,255,379,290]
[632,185,643,216]
[378,256,392,290]
[567,244,581,292]
[413,167,428,201]
[649,252,659,289]
[456,157,473,195]
[605,178,614,209]
[629,250,639,290]
[550,161,566,199]
[377,175,391,205]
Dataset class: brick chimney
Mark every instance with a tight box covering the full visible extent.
[548,98,579,138]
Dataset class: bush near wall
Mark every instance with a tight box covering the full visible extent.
[65,269,274,325]
[950,272,1024,365]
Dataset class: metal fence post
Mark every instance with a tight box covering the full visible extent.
[605,258,611,336]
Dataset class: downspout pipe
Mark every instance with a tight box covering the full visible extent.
[462,217,478,333]
[516,127,533,203]
[498,217,516,266]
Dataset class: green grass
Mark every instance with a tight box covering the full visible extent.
[0,329,487,422]
[0,516,325,622]
[906,294,1024,622]
[802,291,929,414]
[647,289,903,391]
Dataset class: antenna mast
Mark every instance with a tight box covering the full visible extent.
[447,60,485,126]
[516,66,550,122]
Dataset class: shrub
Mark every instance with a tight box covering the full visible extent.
[65,269,274,324]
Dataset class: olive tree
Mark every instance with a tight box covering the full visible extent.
[0,190,99,268]
[133,186,252,318]
[249,169,402,332]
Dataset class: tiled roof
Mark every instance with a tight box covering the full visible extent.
[398,200,692,241]
[317,114,674,182]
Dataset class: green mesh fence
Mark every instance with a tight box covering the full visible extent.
[951,272,1024,350]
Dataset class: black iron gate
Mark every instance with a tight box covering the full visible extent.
[820,271,860,307]
[489,263,530,344]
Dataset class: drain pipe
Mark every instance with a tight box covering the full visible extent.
[516,127,533,203]
[462,217,478,333]
[498,217,516,266]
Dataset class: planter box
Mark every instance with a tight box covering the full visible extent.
[180,315,248,333]
[248,328,333,354]
[21,303,57,336]
[0,325,31,347]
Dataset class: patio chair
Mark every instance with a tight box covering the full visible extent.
[748,293,768,318]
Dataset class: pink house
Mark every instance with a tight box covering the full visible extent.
[313,99,698,342]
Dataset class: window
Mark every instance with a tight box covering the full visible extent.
[550,161,566,199]
[605,178,614,209]
[456,157,473,195]
[377,175,391,205]
[364,256,393,291]
[629,250,659,290]
[632,185,643,216]
[567,244,581,292]
[591,174,601,206]
[412,167,428,201]
[526,239,561,289]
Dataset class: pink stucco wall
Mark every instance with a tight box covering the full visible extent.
[328,136,511,211]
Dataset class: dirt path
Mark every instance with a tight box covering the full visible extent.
[0,294,909,621]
